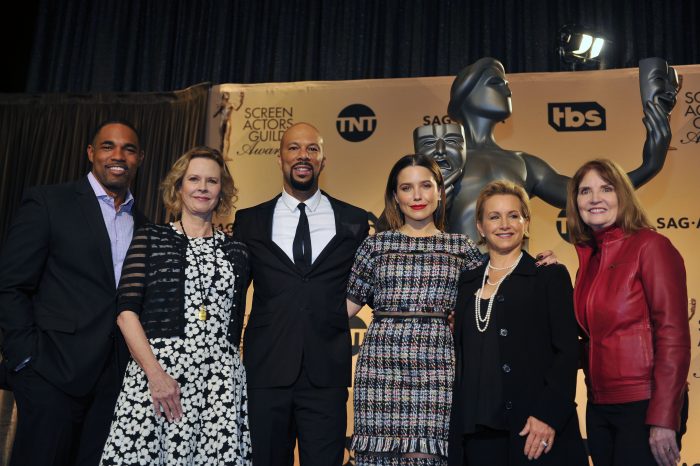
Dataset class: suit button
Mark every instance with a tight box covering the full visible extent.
[499,328,508,337]
[505,401,513,410]
[502,364,511,373]
[302,277,309,282]
[496,295,505,303]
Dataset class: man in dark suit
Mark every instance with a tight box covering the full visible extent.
[233,122,369,466]
[0,120,147,466]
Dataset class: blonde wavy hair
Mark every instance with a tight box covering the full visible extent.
[161,146,237,218]
[475,180,531,245]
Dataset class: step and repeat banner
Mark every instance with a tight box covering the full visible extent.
[206,64,700,465]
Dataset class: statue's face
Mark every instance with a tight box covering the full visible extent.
[639,58,680,115]
[467,66,513,120]
[413,124,466,183]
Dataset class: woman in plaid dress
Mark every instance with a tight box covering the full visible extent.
[346,154,483,466]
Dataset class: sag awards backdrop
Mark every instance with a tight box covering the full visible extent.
[206,64,700,466]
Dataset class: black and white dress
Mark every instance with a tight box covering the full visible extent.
[100,225,252,465]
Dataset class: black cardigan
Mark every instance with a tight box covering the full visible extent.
[449,252,587,466]
[117,223,249,346]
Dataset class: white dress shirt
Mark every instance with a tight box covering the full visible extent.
[272,188,336,264]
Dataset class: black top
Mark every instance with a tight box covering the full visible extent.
[449,252,588,466]
[117,223,249,346]
[455,297,506,433]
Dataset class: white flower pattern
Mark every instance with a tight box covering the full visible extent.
[100,226,252,465]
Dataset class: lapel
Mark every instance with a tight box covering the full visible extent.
[133,206,148,230]
[261,191,349,276]
[260,194,298,272]
[308,192,345,271]
[75,177,116,288]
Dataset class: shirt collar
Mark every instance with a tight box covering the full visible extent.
[87,172,135,212]
[280,187,322,213]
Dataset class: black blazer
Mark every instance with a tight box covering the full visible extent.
[450,252,587,466]
[233,192,369,388]
[0,177,146,396]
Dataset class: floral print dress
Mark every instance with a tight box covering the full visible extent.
[100,226,251,465]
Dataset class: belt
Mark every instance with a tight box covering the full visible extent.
[373,311,449,319]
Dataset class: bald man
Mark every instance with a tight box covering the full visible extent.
[233,123,369,466]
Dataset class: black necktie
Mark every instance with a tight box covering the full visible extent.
[293,203,312,267]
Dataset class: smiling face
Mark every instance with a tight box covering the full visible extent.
[477,194,529,254]
[413,124,466,183]
[639,57,680,115]
[576,169,619,231]
[178,157,222,219]
[87,123,143,199]
[394,165,440,228]
[278,123,325,198]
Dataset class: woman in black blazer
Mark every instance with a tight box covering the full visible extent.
[450,180,586,466]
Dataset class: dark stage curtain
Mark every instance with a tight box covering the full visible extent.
[0,83,210,243]
[25,0,700,93]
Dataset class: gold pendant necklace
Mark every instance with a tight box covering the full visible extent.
[180,221,217,322]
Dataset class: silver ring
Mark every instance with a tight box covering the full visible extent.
[541,440,549,448]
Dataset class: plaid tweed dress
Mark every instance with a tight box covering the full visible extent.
[348,231,483,466]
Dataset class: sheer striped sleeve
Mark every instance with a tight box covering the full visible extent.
[117,225,150,315]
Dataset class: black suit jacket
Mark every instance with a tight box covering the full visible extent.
[0,177,146,396]
[233,192,369,388]
[449,253,587,466]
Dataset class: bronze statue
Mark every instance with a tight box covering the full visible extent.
[415,57,678,241]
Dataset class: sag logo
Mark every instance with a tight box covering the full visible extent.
[350,315,367,356]
[336,104,377,142]
[548,102,606,132]
[556,210,571,243]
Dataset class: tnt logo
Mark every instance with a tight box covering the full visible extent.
[548,102,606,132]
[350,315,367,356]
[336,104,377,142]
[556,209,571,243]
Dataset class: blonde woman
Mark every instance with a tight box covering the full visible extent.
[100,147,251,465]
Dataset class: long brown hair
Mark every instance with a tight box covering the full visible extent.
[566,158,653,245]
[376,154,446,232]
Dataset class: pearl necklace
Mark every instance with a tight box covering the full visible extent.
[475,252,523,333]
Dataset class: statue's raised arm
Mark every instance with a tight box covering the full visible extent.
[415,57,679,239]
[627,57,680,188]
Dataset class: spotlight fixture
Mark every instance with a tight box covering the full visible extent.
[558,24,610,71]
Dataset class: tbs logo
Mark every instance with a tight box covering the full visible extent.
[336,104,377,142]
[548,102,606,132]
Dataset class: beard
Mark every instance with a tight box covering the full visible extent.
[290,173,316,192]
[288,162,317,192]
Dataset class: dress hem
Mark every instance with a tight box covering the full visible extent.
[350,434,448,457]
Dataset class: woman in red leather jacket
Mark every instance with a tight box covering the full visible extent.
[566,158,690,466]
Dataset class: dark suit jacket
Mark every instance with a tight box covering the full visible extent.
[0,177,146,396]
[233,192,369,388]
[450,253,587,466]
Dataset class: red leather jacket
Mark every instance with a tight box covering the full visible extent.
[574,226,690,430]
